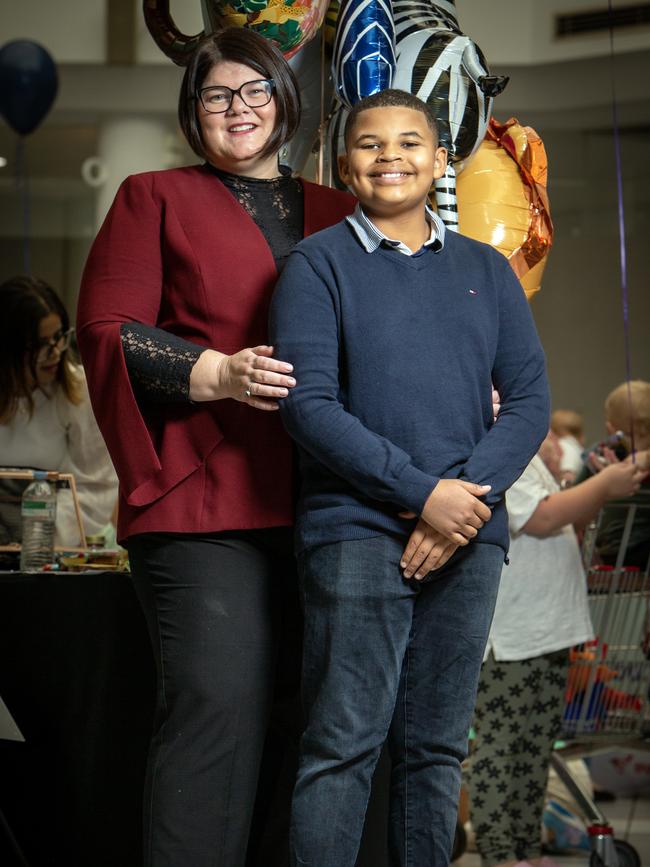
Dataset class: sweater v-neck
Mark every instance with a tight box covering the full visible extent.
[373,241,440,271]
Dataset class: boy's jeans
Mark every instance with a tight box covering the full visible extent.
[291,534,503,867]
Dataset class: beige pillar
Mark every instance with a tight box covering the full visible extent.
[83,116,173,229]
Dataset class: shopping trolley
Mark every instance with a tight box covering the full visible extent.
[550,492,650,867]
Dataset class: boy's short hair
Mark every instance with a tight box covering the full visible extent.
[605,380,650,437]
[550,408,584,440]
[343,89,439,148]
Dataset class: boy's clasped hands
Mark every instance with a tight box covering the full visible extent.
[399,387,501,579]
[400,479,492,579]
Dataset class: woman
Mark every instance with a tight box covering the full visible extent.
[0,275,117,548]
[466,434,643,867]
[76,26,354,867]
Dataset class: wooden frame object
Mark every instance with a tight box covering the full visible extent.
[0,469,87,553]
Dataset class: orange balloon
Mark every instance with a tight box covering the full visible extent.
[455,117,553,301]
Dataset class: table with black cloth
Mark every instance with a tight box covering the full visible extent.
[0,570,155,867]
[0,570,393,867]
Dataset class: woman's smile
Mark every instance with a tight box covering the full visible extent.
[226,122,258,135]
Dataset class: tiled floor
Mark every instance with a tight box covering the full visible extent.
[455,796,650,866]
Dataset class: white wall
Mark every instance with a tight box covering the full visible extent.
[2,0,107,63]
[2,0,204,65]
[3,0,650,67]
[531,126,650,443]
[457,0,650,65]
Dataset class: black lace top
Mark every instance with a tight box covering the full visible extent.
[207,164,303,271]
[121,165,304,403]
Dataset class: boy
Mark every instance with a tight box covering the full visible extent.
[269,90,550,867]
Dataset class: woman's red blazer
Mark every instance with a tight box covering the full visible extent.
[77,165,355,542]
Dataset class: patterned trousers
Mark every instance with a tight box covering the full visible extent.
[466,650,569,867]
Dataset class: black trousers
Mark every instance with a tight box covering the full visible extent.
[127,528,301,867]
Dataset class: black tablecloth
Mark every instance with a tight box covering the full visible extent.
[0,571,392,867]
[0,571,155,867]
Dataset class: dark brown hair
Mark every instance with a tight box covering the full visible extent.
[178,27,301,164]
[0,276,81,423]
[344,89,439,147]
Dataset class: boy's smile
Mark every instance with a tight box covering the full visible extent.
[338,106,447,227]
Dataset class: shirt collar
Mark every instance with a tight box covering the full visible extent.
[346,202,446,255]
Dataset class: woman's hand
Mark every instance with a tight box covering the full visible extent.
[400,518,459,579]
[492,388,500,422]
[625,449,650,471]
[189,345,296,410]
[598,461,645,498]
[586,445,617,474]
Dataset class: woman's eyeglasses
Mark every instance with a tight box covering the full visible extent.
[196,79,275,114]
[32,327,75,362]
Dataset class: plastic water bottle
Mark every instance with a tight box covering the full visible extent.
[20,473,57,572]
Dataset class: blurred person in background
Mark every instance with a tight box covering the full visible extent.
[0,275,118,548]
[550,408,585,484]
[575,380,650,569]
[466,432,644,867]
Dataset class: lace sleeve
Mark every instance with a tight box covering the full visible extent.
[120,323,203,403]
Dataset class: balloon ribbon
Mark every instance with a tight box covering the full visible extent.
[608,0,635,456]
[15,137,31,274]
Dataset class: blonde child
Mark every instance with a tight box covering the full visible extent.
[577,380,650,568]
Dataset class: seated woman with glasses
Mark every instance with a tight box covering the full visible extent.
[76,25,354,867]
[0,275,118,548]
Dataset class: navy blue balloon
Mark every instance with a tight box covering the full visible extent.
[333,0,396,109]
[0,40,58,136]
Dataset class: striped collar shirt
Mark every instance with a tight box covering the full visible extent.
[345,202,446,256]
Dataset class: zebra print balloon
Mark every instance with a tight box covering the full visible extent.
[328,1,508,231]
[392,1,508,229]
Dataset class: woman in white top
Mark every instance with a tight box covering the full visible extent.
[0,276,118,548]
[467,433,643,867]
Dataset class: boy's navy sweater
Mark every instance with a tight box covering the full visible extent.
[269,220,550,555]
